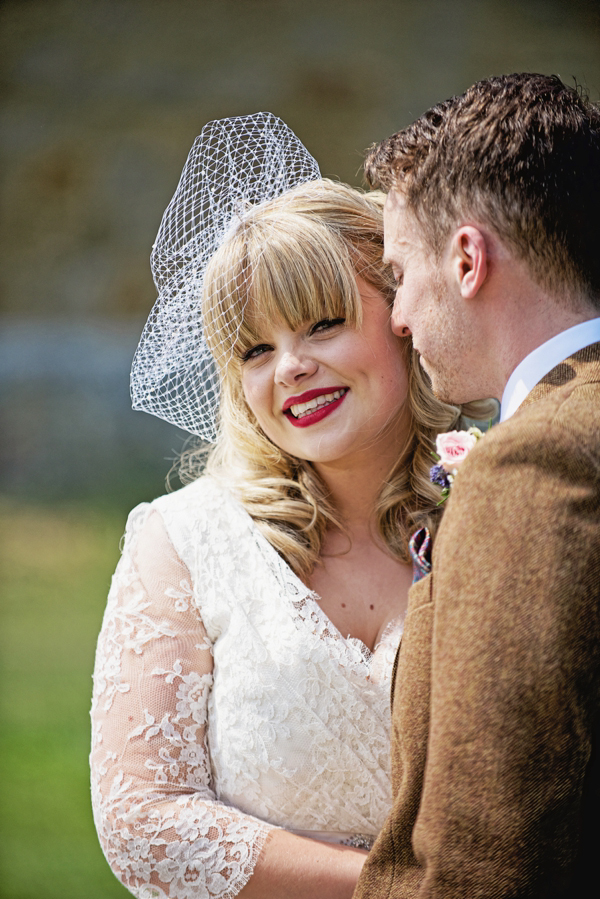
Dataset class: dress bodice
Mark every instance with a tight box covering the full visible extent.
[91,476,402,899]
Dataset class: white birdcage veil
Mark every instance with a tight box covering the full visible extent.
[130,112,321,441]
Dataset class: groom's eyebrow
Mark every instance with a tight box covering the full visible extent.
[383,241,403,266]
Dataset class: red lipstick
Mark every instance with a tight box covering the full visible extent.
[281,387,344,411]
[283,387,349,428]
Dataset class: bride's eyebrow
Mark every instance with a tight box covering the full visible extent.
[234,331,261,353]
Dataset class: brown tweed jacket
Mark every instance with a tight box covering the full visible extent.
[354,343,600,899]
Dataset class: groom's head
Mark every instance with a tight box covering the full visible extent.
[369,73,600,401]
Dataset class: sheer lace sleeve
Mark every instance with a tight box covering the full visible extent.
[90,504,275,899]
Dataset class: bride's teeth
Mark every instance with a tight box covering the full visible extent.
[288,389,346,419]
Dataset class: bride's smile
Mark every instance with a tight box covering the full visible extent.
[283,386,349,425]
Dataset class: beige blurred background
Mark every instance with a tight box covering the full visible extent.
[1,2,600,897]
[2,0,600,501]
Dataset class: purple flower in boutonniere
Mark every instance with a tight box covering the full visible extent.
[430,463,451,489]
[430,426,484,504]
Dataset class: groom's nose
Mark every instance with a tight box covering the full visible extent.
[390,299,412,338]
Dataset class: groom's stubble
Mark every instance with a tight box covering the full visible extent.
[414,268,479,406]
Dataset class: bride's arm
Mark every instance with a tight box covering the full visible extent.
[91,505,367,899]
[238,830,367,899]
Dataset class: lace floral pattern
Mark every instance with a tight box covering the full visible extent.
[91,477,402,898]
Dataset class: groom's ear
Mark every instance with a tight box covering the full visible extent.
[450,226,488,299]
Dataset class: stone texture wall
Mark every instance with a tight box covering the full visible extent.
[1,0,599,496]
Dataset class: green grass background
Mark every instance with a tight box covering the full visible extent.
[0,499,132,898]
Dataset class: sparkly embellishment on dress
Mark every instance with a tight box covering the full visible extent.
[341,834,376,850]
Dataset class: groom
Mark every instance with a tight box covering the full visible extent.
[355,73,600,897]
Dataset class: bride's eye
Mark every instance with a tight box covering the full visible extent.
[309,317,346,336]
[241,343,272,362]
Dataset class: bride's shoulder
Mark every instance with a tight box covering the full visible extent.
[149,474,249,538]
[121,477,252,565]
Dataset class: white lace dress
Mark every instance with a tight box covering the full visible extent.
[90,476,403,899]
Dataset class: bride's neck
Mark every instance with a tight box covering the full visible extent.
[312,409,410,532]
[315,460,390,536]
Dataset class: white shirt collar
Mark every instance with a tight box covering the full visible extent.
[500,317,600,422]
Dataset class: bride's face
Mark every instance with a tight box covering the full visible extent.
[239,276,410,471]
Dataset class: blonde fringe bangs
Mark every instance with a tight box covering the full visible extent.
[203,205,365,372]
[179,179,491,578]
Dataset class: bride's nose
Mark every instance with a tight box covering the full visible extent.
[275,350,318,385]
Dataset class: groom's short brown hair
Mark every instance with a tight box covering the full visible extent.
[366,73,600,304]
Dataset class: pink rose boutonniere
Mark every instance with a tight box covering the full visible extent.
[430,426,484,503]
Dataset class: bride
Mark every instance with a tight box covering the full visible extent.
[90,114,476,899]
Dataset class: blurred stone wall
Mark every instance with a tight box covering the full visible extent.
[1,0,600,498]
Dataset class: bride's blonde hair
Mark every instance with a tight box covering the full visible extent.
[178,179,486,577]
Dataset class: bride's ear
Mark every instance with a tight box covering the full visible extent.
[450,226,488,299]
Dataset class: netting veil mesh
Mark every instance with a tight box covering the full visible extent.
[130,112,321,441]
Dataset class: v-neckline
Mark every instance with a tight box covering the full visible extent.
[249,513,404,661]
